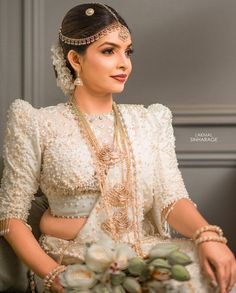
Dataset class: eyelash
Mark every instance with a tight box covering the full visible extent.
[102,48,134,57]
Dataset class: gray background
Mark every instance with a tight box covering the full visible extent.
[0,0,236,253]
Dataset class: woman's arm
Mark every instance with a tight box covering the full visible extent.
[166,198,236,293]
[148,104,235,292]
[5,219,65,293]
[0,100,64,292]
[165,198,208,237]
[4,219,58,278]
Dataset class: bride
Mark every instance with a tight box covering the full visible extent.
[0,3,235,293]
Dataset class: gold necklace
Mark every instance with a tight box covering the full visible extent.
[69,97,144,257]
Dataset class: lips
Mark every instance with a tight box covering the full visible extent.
[110,74,127,82]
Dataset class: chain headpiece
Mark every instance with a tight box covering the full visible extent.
[59,3,130,46]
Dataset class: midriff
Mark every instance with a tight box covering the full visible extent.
[39,209,88,240]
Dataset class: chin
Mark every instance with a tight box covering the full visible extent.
[110,86,125,94]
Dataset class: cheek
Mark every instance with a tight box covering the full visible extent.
[85,58,114,80]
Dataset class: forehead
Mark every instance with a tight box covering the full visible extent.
[91,29,132,49]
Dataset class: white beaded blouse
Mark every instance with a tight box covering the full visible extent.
[0,99,191,237]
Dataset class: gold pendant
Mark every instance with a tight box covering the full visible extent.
[101,210,132,239]
[97,145,125,166]
[104,183,130,207]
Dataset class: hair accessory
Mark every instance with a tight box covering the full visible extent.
[98,3,119,21]
[51,43,75,97]
[59,3,130,46]
[91,3,130,42]
[59,22,129,46]
[85,8,94,16]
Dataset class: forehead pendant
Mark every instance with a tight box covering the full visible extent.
[85,8,95,16]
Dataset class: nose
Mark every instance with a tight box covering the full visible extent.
[117,51,131,71]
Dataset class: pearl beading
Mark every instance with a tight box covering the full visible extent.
[43,265,66,292]
[193,225,223,240]
[1,99,191,244]
[195,235,227,246]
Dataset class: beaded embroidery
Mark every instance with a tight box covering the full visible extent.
[0,99,191,240]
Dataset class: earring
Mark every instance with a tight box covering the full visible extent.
[74,75,83,86]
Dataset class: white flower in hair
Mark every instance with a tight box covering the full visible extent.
[51,43,75,97]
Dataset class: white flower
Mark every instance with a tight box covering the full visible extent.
[114,243,137,270]
[59,264,97,290]
[85,243,114,273]
[51,43,75,97]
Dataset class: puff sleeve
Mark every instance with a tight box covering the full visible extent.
[148,104,195,237]
[0,99,41,235]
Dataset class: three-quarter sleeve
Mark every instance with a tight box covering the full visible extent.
[148,104,195,237]
[0,99,41,235]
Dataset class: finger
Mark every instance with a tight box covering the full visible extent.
[228,261,236,292]
[215,266,227,293]
[224,261,232,292]
[202,259,217,284]
[226,262,233,292]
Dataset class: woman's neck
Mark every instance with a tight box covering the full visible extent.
[73,87,113,115]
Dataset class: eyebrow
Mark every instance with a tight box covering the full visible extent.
[98,42,133,49]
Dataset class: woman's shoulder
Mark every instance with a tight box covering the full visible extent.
[147,103,172,119]
[7,98,36,116]
[119,102,172,119]
[6,99,38,129]
[5,99,72,140]
[7,98,67,119]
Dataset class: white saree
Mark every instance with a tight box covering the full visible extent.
[0,99,223,292]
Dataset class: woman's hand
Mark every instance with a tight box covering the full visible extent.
[197,233,236,293]
[51,275,65,293]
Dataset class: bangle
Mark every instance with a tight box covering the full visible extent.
[43,265,66,292]
[192,225,223,240]
[195,235,227,246]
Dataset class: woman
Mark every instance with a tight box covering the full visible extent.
[0,3,235,293]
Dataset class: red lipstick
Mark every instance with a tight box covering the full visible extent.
[110,74,127,82]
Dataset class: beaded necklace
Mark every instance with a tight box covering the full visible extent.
[69,96,144,257]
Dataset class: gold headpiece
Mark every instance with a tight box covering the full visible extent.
[85,8,94,16]
[59,3,130,46]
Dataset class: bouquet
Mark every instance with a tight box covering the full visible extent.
[59,240,192,293]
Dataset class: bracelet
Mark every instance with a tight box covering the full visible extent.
[195,235,227,246]
[43,265,66,292]
[192,225,223,240]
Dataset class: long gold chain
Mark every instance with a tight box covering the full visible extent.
[69,97,144,257]
[113,102,144,257]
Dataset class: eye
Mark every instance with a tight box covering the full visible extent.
[126,48,134,57]
[101,48,114,55]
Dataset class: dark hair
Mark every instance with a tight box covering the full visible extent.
[59,3,131,78]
